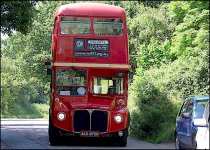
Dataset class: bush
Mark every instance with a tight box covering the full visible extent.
[129,77,177,143]
[128,56,209,143]
[32,103,49,119]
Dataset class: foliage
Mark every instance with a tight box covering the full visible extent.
[140,1,171,8]
[137,38,171,70]
[129,56,209,143]
[1,1,209,144]
[1,1,70,118]
[128,0,209,143]
[32,103,49,119]
[129,78,176,142]
[1,1,37,35]
[169,1,209,59]
[128,3,176,66]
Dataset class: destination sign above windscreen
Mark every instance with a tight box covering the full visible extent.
[87,39,109,51]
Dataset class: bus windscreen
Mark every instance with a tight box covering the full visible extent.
[93,77,124,94]
[56,68,86,96]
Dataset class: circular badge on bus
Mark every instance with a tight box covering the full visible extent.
[77,87,86,95]
[74,38,85,50]
[76,40,83,48]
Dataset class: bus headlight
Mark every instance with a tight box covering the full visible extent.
[57,112,66,121]
[114,114,123,123]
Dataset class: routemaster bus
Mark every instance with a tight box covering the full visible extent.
[45,2,130,146]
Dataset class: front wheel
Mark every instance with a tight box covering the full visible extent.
[48,118,60,146]
[192,134,197,149]
[117,128,128,147]
[175,134,183,149]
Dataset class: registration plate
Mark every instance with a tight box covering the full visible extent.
[80,131,100,137]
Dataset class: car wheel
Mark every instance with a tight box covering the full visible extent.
[175,134,183,149]
[48,117,60,146]
[192,134,197,149]
[117,128,128,147]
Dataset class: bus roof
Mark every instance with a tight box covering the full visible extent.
[55,3,126,18]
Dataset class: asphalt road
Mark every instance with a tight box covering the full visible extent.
[1,119,175,149]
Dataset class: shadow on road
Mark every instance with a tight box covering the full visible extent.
[56,136,122,147]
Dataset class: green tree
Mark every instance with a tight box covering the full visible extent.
[140,0,171,8]
[1,1,70,117]
[169,1,209,59]
[129,1,209,143]
[129,3,176,69]
[137,38,171,70]
[129,56,209,143]
[1,1,37,35]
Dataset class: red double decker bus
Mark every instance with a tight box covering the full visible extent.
[45,3,130,146]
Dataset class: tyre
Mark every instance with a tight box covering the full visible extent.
[117,128,128,147]
[48,117,60,146]
[192,134,197,149]
[175,134,183,149]
[117,112,130,147]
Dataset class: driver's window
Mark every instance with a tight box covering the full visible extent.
[186,100,193,117]
[93,77,124,94]
[179,99,193,119]
[179,100,189,116]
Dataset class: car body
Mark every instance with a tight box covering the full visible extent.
[175,96,209,149]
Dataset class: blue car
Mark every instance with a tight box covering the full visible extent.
[175,96,209,149]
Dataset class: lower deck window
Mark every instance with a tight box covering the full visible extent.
[56,69,86,96]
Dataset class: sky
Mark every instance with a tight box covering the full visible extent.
[1,33,8,40]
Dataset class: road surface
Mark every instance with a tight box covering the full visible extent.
[1,119,174,149]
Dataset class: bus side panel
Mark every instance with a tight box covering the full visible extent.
[110,37,128,64]
[56,36,73,62]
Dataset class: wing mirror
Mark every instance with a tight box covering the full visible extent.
[45,60,52,75]
[130,61,137,69]
[129,61,137,80]
[181,112,191,119]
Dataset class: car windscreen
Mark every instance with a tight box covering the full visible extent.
[194,100,208,119]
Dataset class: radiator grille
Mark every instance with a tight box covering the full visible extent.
[73,110,90,132]
[73,109,108,132]
[91,110,108,132]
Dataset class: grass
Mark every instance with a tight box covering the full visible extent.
[1,103,49,119]
[31,103,49,119]
[144,121,175,143]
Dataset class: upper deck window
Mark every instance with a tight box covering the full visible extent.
[94,18,123,36]
[60,17,90,35]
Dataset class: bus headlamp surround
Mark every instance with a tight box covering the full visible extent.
[114,114,123,123]
[57,112,66,121]
[116,98,125,106]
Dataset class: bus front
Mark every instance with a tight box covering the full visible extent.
[47,3,130,147]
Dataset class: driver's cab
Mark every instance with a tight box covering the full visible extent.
[93,77,124,95]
